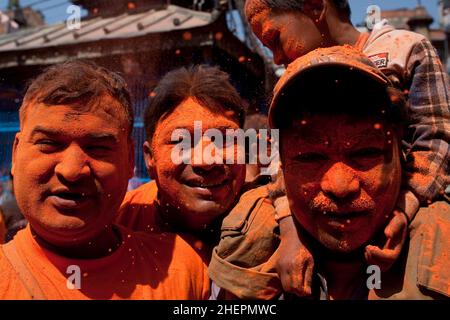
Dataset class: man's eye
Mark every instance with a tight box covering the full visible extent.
[36,139,55,145]
[169,137,184,144]
[350,148,384,159]
[35,139,60,151]
[87,145,112,152]
[293,152,328,163]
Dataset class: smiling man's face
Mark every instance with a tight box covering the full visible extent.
[146,97,246,232]
[281,113,402,253]
[12,95,134,246]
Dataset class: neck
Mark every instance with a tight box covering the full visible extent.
[157,196,222,245]
[323,14,360,47]
[32,226,122,259]
[317,249,367,300]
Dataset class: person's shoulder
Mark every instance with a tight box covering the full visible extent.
[122,181,158,205]
[126,226,208,268]
[408,200,450,299]
[116,181,159,231]
[365,24,428,63]
[221,184,276,236]
[371,24,426,43]
[412,200,450,232]
[0,242,32,299]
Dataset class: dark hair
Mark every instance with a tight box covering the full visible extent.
[21,60,134,135]
[144,65,245,143]
[275,67,408,130]
[246,0,351,20]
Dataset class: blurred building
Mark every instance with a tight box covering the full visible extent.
[0,0,267,180]
[383,5,448,64]
[0,4,44,34]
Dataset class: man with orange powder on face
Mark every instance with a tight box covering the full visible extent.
[270,46,449,299]
[0,61,209,300]
[212,46,450,300]
[117,66,294,298]
[241,0,450,295]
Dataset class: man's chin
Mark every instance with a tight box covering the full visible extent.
[174,201,226,230]
[318,232,368,255]
[31,217,95,240]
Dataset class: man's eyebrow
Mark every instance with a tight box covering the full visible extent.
[348,129,386,141]
[29,126,118,142]
[294,129,329,145]
[29,126,62,138]
[166,125,237,133]
[85,133,118,143]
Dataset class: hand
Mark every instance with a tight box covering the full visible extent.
[364,209,408,272]
[275,216,314,297]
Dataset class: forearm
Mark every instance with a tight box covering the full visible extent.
[401,38,450,218]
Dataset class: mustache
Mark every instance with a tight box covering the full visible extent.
[309,191,376,213]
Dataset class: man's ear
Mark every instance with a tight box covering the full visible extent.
[318,0,329,23]
[11,132,21,177]
[128,138,135,179]
[303,0,326,22]
[143,141,156,180]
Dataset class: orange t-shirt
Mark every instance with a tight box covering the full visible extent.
[0,224,210,300]
[0,210,5,244]
[116,181,164,233]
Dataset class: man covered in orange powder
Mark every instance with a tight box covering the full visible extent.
[270,46,450,300]
[0,61,209,300]
[243,0,450,295]
[214,46,450,300]
[117,66,293,298]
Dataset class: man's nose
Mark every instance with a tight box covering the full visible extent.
[320,162,360,200]
[191,137,224,169]
[55,146,91,182]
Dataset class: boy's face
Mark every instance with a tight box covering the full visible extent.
[248,7,323,66]
[12,95,134,246]
[281,113,401,253]
[146,98,246,232]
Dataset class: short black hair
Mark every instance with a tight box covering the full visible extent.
[246,0,351,20]
[21,60,134,136]
[144,65,245,144]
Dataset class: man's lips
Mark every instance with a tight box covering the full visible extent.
[316,210,370,230]
[183,178,230,197]
[184,178,229,189]
[47,188,96,210]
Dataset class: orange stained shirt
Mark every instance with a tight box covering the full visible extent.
[0,224,210,300]
[0,209,5,244]
[116,181,163,233]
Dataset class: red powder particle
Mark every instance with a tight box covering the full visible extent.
[182,32,192,41]
[149,91,157,98]
[175,49,181,55]
[215,32,223,41]
[374,123,382,130]
[128,2,136,10]
[390,94,401,104]
[238,56,246,63]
